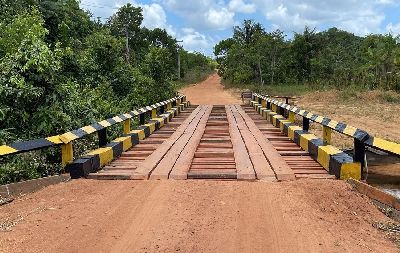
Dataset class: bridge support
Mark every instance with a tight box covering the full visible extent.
[353,139,366,176]
[123,119,131,134]
[302,117,310,131]
[98,128,107,147]
[61,142,73,166]
[322,126,332,144]
[289,112,295,123]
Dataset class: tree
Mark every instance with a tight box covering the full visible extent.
[107,3,143,64]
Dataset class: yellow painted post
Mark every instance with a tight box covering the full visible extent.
[176,99,181,113]
[61,142,73,166]
[167,102,172,110]
[123,119,131,134]
[289,111,295,123]
[322,126,332,144]
[261,99,266,108]
[152,108,157,118]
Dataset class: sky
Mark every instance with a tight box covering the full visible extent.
[80,0,400,56]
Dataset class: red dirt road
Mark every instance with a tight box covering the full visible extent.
[0,75,398,252]
[180,73,241,104]
[1,180,397,253]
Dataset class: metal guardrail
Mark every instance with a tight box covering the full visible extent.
[0,95,187,165]
[252,93,400,159]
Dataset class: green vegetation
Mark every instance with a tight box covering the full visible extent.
[215,20,400,93]
[0,0,213,184]
[178,51,217,86]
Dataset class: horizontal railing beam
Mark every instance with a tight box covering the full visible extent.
[0,95,187,158]
[252,92,400,157]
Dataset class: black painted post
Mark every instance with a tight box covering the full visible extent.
[98,128,107,147]
[267,101,271,109]
[279,106,285,117]
[285,97,289,104]
[139,113,145,125]
[354,139,366,177]
[160,105,165,114]
[302,117,310,131]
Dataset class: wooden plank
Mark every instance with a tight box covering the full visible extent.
[194,151,234,158]
[234,105,295,181]
[151,106,211,180]
[168,109,211,180]
[132,105,207,180]
[228,105,276,181]
[225,105,256,180]
[187,170,237,179]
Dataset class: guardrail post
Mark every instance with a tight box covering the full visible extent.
[139,113,145,125]
[289,112,295,123]
[123,119,131,134]
[302,117,310,131]
[160,105,165,114]
[261,99,266,108]
[176,99,181,113]
[272,104,278,113]
[151,108,157,118]
[279,106,285,117]
[354,139,365,172]
[322,126,332,144]
[167,102,172,110]
[267,101,271,109]
[98,128,107,147]
[61,142,73,166]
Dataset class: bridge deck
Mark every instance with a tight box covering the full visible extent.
[88,105,334,180]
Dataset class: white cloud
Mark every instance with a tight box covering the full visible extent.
[253,0,387,35]
[141,3,167,29]
[161,0,235,30]
[205,7,235,30]
[386,22,400,35]
[228,0,256,13]
[377,0,395,5]
[178,27,215,54]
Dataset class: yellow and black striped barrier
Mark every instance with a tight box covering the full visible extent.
[251,92,400,180]
[65,105,187,178]
[0,95,189,178]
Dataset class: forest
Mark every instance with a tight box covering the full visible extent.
[215,20,400,92]
[0,0,214,184]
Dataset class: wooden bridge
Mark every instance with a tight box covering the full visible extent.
[1,93,399,183]
[87,104,333,181]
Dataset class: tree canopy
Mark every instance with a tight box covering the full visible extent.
[0,0,214,184]
[215,20,400,91]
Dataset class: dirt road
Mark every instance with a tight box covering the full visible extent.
[1,75,398,252]
[180,73,241,104]
[1,180,397,253]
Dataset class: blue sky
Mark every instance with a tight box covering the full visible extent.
[80,0,400,56]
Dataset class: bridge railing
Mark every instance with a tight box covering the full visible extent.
[251,93,400,179]
[252,92,400,174]
[0,95,187,166]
